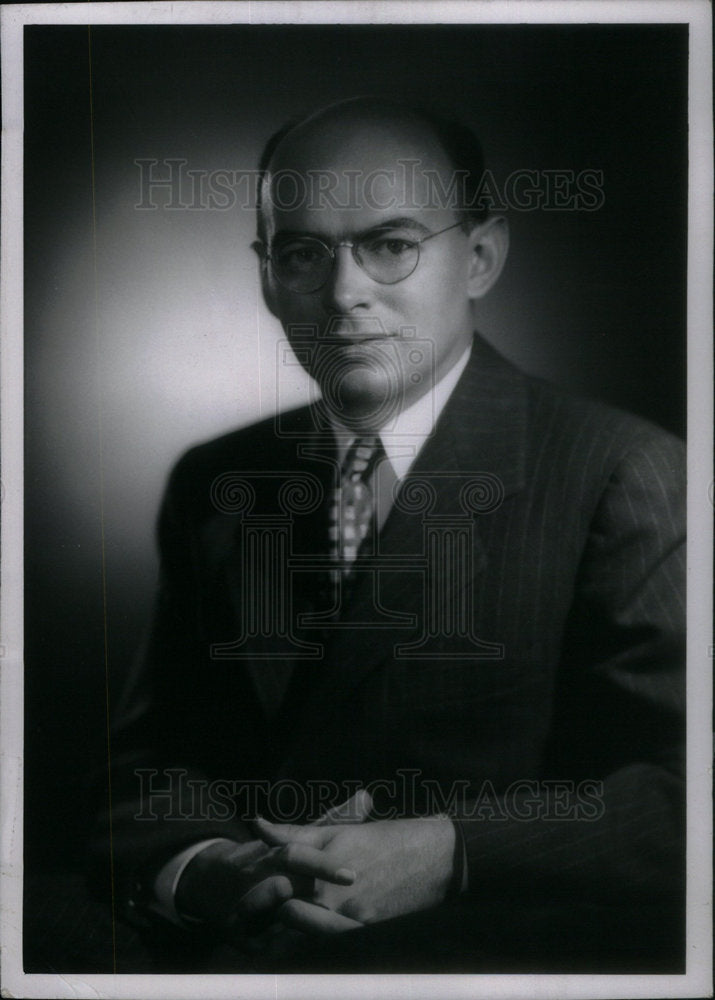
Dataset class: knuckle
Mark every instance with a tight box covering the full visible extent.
[281,843,299,866]
[279,898,301,919]
[341,897,368,922]
[273,874,293,898]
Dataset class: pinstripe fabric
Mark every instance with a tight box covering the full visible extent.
[102,334,685,919]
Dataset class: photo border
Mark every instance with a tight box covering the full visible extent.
[1,2,711,998]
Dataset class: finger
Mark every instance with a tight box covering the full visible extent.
[273,842,356,885]
[314,789,374,826]
[278,898,363,935]
[237,874,294,918]
[254,816,330,848]
[224,839,272,867]
[232,874,296,938]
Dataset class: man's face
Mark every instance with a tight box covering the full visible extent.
[260,117,483,429]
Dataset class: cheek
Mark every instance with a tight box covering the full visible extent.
[274,291,309,319]
[272,293,327,337]
[435,253,471,300]
[392,266,469,329]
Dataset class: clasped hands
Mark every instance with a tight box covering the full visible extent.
[175,790,456,950]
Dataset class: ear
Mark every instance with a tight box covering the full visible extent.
[466,216,509,299]
[252,239,281,318]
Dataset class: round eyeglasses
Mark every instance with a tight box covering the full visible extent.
[258,221,464,294]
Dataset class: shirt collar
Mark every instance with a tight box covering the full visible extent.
[329,341,472,481]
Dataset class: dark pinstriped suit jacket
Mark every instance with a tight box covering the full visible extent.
[103,334,685,942]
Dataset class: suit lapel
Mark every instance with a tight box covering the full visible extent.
[218,412,338,720]
[284,334,530,746]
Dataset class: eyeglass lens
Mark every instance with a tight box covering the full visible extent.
[272,234,420,292]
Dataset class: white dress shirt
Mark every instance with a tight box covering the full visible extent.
[331,343,472,529]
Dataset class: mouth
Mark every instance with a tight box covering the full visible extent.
[328,333,398,346]
[343,335,393,345]
[322,316,398,344]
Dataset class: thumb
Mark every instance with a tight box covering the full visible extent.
[253,816,331,848]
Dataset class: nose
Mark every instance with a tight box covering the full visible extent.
[322,244,374,312]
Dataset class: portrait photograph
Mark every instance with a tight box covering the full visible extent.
[1,2,711,998]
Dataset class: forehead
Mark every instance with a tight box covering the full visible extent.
[263,116,458,238]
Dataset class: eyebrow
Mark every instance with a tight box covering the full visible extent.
[272,217,433,243]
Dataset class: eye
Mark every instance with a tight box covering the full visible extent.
[275,242,325,270]
[363,236,417,257]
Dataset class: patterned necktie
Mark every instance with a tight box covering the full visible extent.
[328,435,383,600]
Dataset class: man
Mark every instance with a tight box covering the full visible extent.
[97,97,685,970]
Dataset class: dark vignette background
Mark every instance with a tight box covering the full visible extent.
[23,23,687,970]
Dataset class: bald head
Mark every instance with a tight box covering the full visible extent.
[256,97,488,241]
[269,99,453,172]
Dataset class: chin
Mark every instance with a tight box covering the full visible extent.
[320,368,404,430]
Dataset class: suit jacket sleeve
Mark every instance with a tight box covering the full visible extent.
[456,429,685,903]
[89,451,256,912]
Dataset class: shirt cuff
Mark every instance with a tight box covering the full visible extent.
[152,838,235,926]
